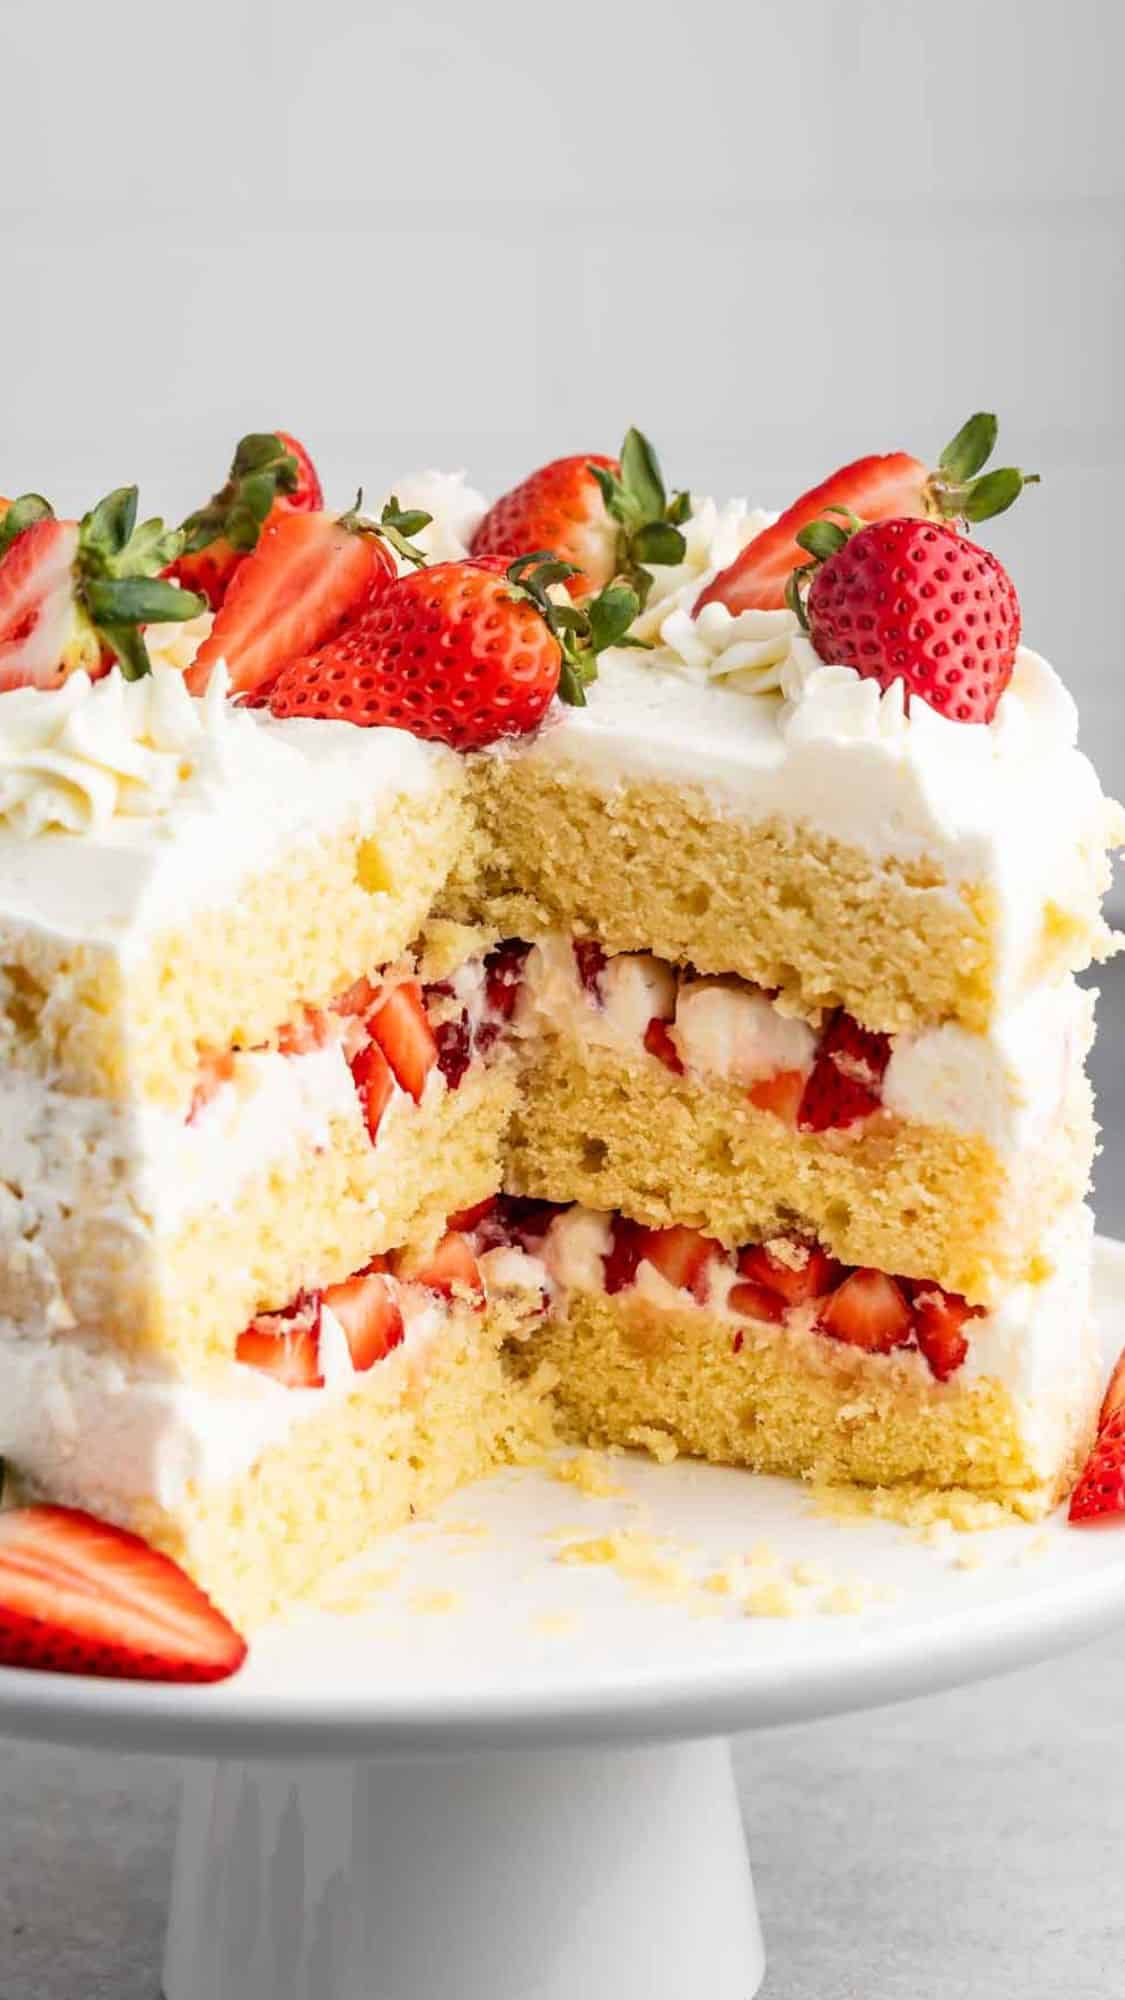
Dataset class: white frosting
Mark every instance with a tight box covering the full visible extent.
[883,978,1094,1151]
[0,662,247,837]
[0,1285,454,1513]
[378,469,489,567]
[672,976,816,1085]
[0,695,451,962]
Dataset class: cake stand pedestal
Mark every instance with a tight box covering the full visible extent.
[2,1239,1125,2000]
[163,1737,763,2000]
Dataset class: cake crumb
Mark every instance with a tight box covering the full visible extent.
[409,1590,462,1616]
[627,1425,680,1465]
[552,1451,625,1499]
[556,1529,691,1598]
[791,1560,830,1588]
[745,1579,801,1619]
[701,1564,740,1596]
[746,1540,779,1568]
[820,1582,870,1616]
[813,1481,1016,1534]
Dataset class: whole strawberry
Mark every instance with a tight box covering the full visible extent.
[470,427,688,605]
[794,515,1022,725]
[170,429,323,610]
[266,554,641,749]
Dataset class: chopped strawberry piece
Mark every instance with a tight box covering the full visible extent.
[484,939,531,1019]
[277,1006,333,1056]
[817,1268,913,1353]
[187,509,396,698]
[644,1017,684,1074]
[798,1010,891,1134]
[349,1038,395,1142]
[737,1239,845,1306]
[747,1069,806,1123]
[1100,1345,1125,1431]
[433,1009,472,1090]
[477,1195,565,1251]
[603,1215,648,1295]
[322,1271,404,1372]
[235,1294,325,1388]
[0,1506,246,1683]
[187,1049,235,1123]
[367,981,438,1103]
[395,1230,484,1301]
[1069,1408,1125,1524]
[727,1280,786,1325]
[573,939,608,998]
[911,1286,980,1381]
[333,975,378,1018]
[635,1224,721,1302]
[446,1197,498,1234]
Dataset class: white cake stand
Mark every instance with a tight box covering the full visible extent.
[3,1242,1125,2000]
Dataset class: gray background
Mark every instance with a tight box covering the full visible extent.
[2,1,1124,1992]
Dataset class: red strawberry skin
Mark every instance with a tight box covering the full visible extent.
[266,559,564,750]
[1069,1408,1125,1524]
[806,518,1020,725]
[798,1010,891,1133]
[0,1506,246,1682]
[322,1270,404,1371]
[470,455,620,601]
[367,981,438,1103]
[817,1268,913,1353]
[187,511,395,698]
[697,451,929,615]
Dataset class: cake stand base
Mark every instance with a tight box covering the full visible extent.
[162,1735,764,2000]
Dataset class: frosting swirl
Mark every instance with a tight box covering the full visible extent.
[0,662,250,838]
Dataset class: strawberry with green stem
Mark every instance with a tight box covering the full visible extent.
[697,411,1037,617]
[0,486,203,690]
[169,430,323,610]
[471,427,689,607]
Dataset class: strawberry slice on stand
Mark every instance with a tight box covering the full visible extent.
[470,427,689,604]
[1070,1345,1125,1524]
[0,486,203,690]
[267,553,644,749]
[697,411,1036,615]
[0,1504,246,1682]
[169,429,324,610]
[186,495,432,699]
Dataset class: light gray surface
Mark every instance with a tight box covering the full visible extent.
[2,961,1124,1996]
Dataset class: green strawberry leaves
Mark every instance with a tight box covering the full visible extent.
[502,553,647,708]
[931,412,1038,523]
[77,485,204,680]
[590,426,689,607]
[180,431,300,557]
[0,493,54,562]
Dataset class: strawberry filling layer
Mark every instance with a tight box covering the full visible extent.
[454,1196,983,1384]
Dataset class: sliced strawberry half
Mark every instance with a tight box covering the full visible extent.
[798,1011,891,1134]
[186,509,396,698]
[911,1286,980,1382]
[349,1038,395,1142]
[395,1230,484,1301]
[635,1224,721,1302]
[322,1270,404,1371]
[235,1294,325,1388]
[644,1017,684,1074]
[1069,1408,1125,1525]
[747,1069,806,1123]
[696,451,930,616]
[171,430,324,611]
[0,1505,247,1683]
[602,1215,648,1295]
[817,1268,913,1353]
[737,1238,845,1306]
[367,981,438,1103]
[446,1196,498,1233]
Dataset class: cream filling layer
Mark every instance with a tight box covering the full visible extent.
[517,934,1095,1155]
